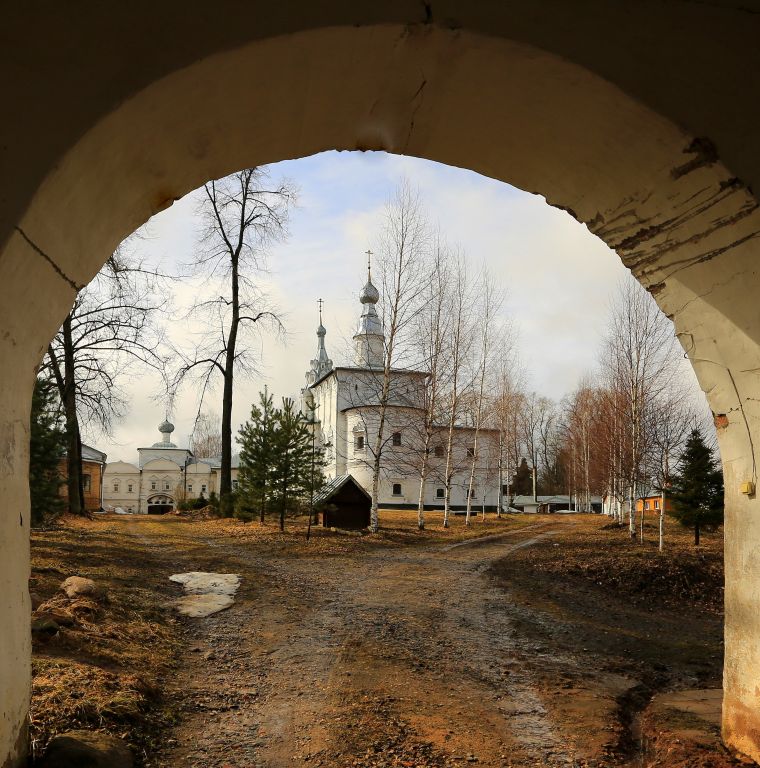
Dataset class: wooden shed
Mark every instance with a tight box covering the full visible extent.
[315,474,371,530]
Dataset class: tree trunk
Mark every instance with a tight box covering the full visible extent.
[416,432,430,530]
[59,316,84,516]
[443,401,456,529]
[220,255,240,518]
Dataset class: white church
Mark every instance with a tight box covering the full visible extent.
[101,262,499,515]
[301,265,501,512]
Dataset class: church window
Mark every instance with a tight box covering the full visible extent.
[113,481,119,492]
[151,480,157,490]
[128,483,133,493]
[355,435,365,450]
[436,488,445,498]
[392,483,402,496]
[469,487,477,498]
[434,446,444,458]
[392,432,402,446]
[83,474,91,492]
[201,484,207,493]
[466,447,475,457]
[188,484,193,493]
[164,481,170,490]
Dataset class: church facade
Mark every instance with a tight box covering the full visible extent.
[102,420,239,513]
[302,268,501,512]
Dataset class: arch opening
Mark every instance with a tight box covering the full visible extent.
[3,20,760,766]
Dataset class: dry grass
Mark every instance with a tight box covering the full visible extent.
[30,516,181,764]
[494,513,724,614]
[186,508,537,556]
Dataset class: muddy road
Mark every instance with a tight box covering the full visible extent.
[110,515,724,768]
[33,514,729,767]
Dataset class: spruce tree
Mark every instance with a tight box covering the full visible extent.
[29,378,66,525]
[270,397,316,532]
[237,388,278,523]
[513,458,533,496]
[668,427,724,545]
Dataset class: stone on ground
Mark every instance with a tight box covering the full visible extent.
[60,576,100,599]
[39,730,133,768]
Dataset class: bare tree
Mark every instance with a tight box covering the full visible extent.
[600,277,679,538]
[491,353,525,515]
[191,411,223,458]
[171,167,296,516]
[601,277,682,538]
[413,236,451,530]
[360,182,430,532]
[41,247,165,514]
[465,268,504,524]
[442,253,475,528]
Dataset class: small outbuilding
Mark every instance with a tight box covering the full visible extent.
[315,474,372,529]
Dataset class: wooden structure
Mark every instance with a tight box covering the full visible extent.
[58,443,107,513]
[315,474,371,529]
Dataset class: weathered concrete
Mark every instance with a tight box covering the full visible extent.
[2,3,760,765]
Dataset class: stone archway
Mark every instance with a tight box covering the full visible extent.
[3,5,760,765]
[146,495,176,515]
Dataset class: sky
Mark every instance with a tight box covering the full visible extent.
[92,150,678,463]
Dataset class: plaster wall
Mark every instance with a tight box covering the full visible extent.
[2,4,760,765]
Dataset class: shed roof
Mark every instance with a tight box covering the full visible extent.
[314,474,372,505]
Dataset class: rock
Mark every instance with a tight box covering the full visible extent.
[31,615,60,636]
[39,730,133,768]
[34,606,75,626]
[60,576,100,599]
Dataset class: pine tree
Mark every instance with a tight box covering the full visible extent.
[270,398,316,532]
[668,427,723,545]
[237,389,278,523]
[29,378,66,525]
[512,458,533,496]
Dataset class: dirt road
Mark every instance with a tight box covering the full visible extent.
[126,518,638,768]
[33,514,731,768]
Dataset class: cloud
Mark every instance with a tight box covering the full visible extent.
[90,151,696,462]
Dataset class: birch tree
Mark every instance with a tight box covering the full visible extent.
[600,277,679,538]
[465,269,503,524]
[414,237,451,530]
[442,253,475,528]
[367,181,430,533]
